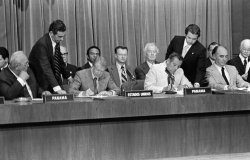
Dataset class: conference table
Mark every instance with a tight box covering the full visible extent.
[1,93,250,160]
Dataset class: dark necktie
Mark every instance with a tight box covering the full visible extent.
[53,43,63,85]
[93,77,98,94]
[244,58,247,73]
[221,67,229,85]
[121,66,127,84]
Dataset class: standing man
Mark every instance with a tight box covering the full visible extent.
[107,46,135,87]
[0,47,9,71]
[78,46,100,70]
[165,24,206,87]
[206,46,250,90]
[227,39,250,82]
[135,43,160,80]
[29,20,70,94]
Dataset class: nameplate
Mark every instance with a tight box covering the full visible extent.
[0,97,5,104]
[43,94,74,103]
[184,87,212,96]
[125,90,153,97]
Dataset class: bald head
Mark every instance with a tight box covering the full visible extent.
[9,51,29,73]
[60,45,68,63]
[240,39,250,58]
[214,46,228,67]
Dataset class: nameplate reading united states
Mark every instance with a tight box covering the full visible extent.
[125,90,153,97]
[0,96,5,104]
[184,87,211,96]
[43,94,74,103]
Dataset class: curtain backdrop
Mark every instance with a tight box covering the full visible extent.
[0,0,232,68]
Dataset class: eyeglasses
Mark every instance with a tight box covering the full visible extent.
[241,49,250,53]
[61,52,68,55]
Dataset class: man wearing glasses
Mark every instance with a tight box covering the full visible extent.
[227,39,250,82]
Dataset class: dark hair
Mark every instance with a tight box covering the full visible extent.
[212,46,219,56]
[115,46,128,54]
[87,46,101,56]
[168,52,184,62]
[208,42,219,51]
[0,47,9,59]
[49,20,66,35]
[185,24,200,37]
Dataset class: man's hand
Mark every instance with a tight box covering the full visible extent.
[56,89,67,94]
[19,71,29,81]
[228,85,238,90]
[194,82,200,88]
[86,88,94,96]
[68,76,74,84]
[162,85,176,92]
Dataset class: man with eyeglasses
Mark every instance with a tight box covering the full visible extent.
[78,46,101,70]
[165,24,206,87]
[227,39,250,82]
[0,51,51,100]
[60,46,77,85]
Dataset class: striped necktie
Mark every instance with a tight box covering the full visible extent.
[121,65,127,84]
[53,43,63,85]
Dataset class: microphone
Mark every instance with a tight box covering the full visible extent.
[165,67,175,90]
[126,69,136,81]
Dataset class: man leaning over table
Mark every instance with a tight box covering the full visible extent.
[69,56,120,96]
[144,52,193,93]
[206,45,250,90]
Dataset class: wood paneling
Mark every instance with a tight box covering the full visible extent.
[1,94,250,159]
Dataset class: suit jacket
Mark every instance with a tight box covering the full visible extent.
[68,68,120,96]
[107,64,135,87]
[62,63,78,85]
[135,61,160,80]
[165,36,206,85]
[144,61,193,93]
[0,67,42,100]
[227,56,245,76]
[205,58,213,68]
[78,62,92,71]
[29,33,70,92]
[206,64,249,90]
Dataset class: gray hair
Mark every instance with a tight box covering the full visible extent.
[240,39,250,50]
[143,43,159,56]
[9,51,26,70]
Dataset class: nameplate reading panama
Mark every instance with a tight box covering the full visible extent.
[125,90,153,97]
[43,94,74,103]
[184,87,211,96]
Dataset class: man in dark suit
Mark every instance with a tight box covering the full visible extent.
[206,46,250,90]
[29,19,70,94]
[135,43,160,80]
[165,24,206,87]
[0,47,9,71]
[78,46,100,70]
[60,46,77,85]
[0,51,50,100]
[69,56,119,96]
[227,39,250,82]
[107,46,135,88]
[205,42,219,68]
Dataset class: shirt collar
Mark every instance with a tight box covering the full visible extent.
[116,62,125,70]
[184,38,192,48]
[49,33,56,51]
[239,54,248,63]
[146,60,155,68]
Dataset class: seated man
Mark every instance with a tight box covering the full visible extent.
[144,52,193,93]
[135,43,160,80]
[60,46,78,85]
[206,45,250,90]
[205,42,219,68]
[0,47,9,71]
[0,51,50,100]
[78,46,100,70]
[69,56,120,96]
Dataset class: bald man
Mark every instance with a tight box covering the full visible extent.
[227,39,250,82]
[206,46,250,90]
[0,51,50,100]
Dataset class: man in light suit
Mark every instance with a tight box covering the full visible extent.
[145,52,193,93]
[135,43,160,80]
[69,56,120,96]
[0,51,50,100]
[29,20,70,94]
[165,24,206,87]
[227,39,250,82]
[206,46,250,90]
[107,46,135,87]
